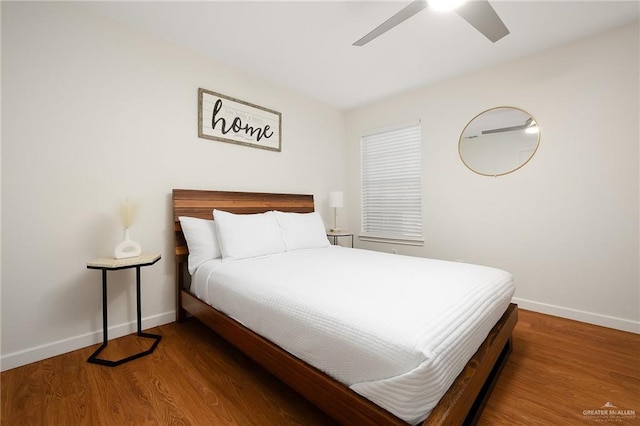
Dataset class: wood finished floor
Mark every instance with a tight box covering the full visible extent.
[2,309,638,425]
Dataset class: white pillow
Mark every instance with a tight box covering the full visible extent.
[178,216,221,274]
[213,209,286,261]
[274,211,330,251]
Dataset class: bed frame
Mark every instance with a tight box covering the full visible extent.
[173,189,518,425]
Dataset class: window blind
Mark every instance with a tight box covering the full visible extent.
[361,121,423,243]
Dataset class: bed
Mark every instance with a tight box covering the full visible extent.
[173,189,518,425]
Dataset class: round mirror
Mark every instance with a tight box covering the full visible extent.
[459,107,540,176]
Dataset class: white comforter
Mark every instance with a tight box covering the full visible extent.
[192,246,514,424]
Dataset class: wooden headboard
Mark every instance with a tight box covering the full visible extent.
[172,189,315,261]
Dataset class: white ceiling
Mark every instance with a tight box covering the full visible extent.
[83,0,639,110]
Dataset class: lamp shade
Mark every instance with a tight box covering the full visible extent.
[329,191,344,208]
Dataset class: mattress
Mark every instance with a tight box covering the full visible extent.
[192,246,514,424]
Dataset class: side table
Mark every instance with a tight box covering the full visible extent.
[326,231,354,248]
[86,253,162,367]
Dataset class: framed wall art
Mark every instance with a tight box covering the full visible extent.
[198,88,282,152]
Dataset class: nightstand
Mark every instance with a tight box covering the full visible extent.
[327,231,354,248]
[86,253,162,367]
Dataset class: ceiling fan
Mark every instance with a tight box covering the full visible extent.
[353,0,509,47]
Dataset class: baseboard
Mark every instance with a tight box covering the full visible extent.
[513,297,640,334]
[0,311,175,372]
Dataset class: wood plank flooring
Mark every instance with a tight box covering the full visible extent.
[2,309,638,425]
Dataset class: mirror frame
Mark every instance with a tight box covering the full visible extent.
[458,106,540,177]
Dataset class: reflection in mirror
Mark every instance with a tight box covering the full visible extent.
[459,107,540,176]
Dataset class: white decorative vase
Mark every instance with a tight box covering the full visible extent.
[114,227,142,259]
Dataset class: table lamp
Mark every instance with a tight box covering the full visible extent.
[328,191,343,232]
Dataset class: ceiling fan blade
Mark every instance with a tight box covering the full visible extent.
[455,0,509,43]
[353,0,427,47]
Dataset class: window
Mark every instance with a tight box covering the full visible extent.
[361,121,423,244]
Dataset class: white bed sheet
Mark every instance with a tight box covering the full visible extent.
[192,246,514,424]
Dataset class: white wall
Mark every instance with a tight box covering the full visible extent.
[1,2,346,370]
[345,23,639,333]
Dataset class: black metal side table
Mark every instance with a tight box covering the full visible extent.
[326,231,354,248]
[86,253,162,367]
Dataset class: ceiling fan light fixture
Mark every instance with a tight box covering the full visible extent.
[353,0,507,46]
[429,0,468,12]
